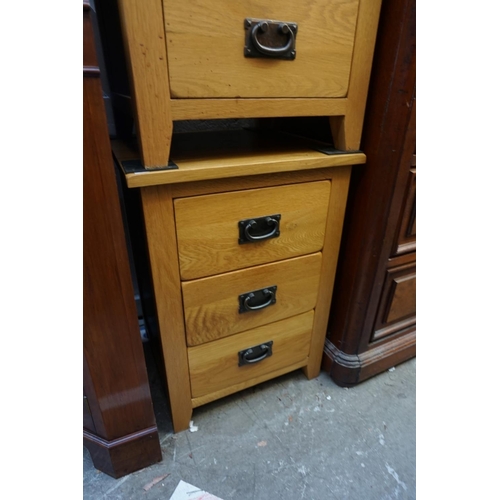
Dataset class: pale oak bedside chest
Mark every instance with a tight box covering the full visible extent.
[100,0,382,432]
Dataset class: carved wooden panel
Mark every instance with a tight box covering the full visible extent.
[371,261,416,342]
[393,163,416,256]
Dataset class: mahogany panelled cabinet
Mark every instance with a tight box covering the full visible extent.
[83,1,162,478]
[322,0,416,386]
[96,0,382,433]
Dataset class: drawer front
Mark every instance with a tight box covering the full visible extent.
[188,311,314,398]
[175,181,331,280]
[371,261,416,342]
[183,253,322,346]
[163,0,360,98]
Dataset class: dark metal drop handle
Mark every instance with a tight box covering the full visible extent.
[251,21,295,57]
[244,217,279,241]
[241,345,271,364]
[243,289,275,311]
[239,285,277,314]
[238,340,274,366]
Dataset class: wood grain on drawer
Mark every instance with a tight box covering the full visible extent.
[183,253,322,346]
[163,0,359,98]
[175,181,330,280]
[188,311,313,399]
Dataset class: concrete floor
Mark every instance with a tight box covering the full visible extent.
[84,352,416,500]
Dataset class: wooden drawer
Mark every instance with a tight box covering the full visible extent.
[163,0,360,99]
[183,253,322,346]
[137,164,352,431]
[188,311,314,399]
[371,261,416,342]
[174,181,331,280]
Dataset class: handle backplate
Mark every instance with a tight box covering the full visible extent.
[238,341,274,366]
[244,18,297,60]
[238,214,281,244]
[239,285,277,314]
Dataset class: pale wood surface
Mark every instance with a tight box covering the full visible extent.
[140,185,193,432]
[174,181,331,280]
[171,168,337,199]
[114,0,380,165]
[303,166,351,378]
[163,0,359,98]
[170,98,347,120]
[117,0,173,168]
[191,359,308,408]
[125,151,363,188]
[183,253,322,346]
[111,130,366,188]
[167,130,347,163]
[330,0,382,150]
[139,167,355,421]
[188,311,314,398]
[110,0,382,427]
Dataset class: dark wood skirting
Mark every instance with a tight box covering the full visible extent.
[84,427,161,479]
[322,331,416,387]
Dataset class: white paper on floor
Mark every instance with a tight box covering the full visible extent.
[168,480,224,500]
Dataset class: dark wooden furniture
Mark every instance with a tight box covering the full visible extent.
[83,1,162,478]
[322,0,416,386]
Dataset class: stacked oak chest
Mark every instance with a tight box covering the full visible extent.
[105,0,382,432]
